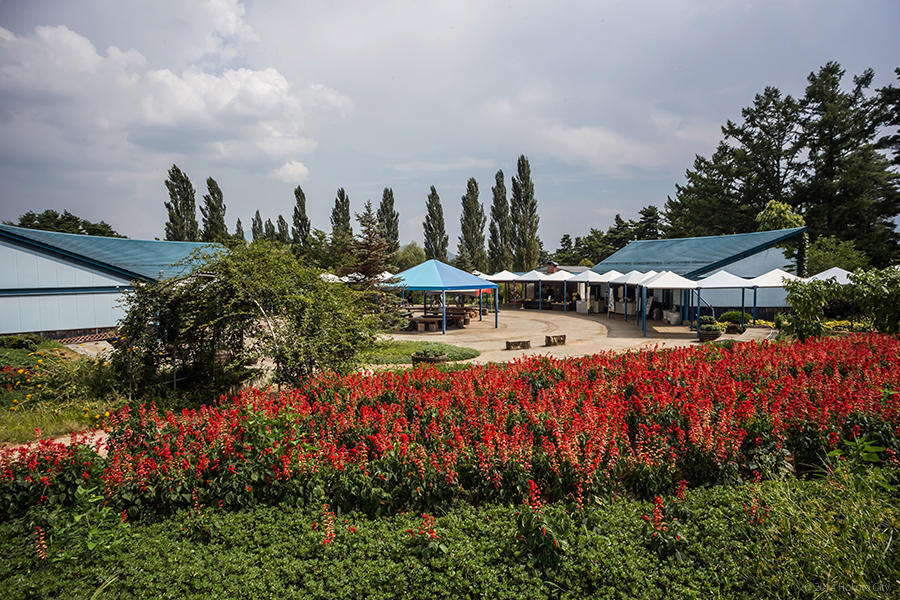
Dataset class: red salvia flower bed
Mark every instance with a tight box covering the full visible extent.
[2,334,898,519]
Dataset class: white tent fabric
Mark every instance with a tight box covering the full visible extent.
[514,269,549,282]
[376,271,394,281]
[320,272,342,283]
[570,269,622,283]
[487,270,518,282]
[544,270,574,281]
[809,267,852,285]
[642,271,698,290]
[696,270,753,289]
[635,270,659,284]
[610,270,647,285]
[748,268,803,288]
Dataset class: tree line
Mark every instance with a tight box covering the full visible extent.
[552,62,899,271]
[161,153,545,276]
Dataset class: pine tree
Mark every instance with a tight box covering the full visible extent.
[251,211,263,242]
[634,206,662,240]
[877,68,900,167]
[510,155,540,271]
[377,187,400,255]
[234,218,245,242]
[606,215,636,251]
[794,62,899,267]
[264,218,276,241]
[200,177,228,242]
[487,169,513,273]
[163,164,199,241]
[423,186,448,262]
[553,234,576,264]
[457,177,487,272]
[291,185,311,252]
[276,215,290,244]
[353,200,392,287]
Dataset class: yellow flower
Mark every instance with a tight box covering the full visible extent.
[9,406,16,411]
[12,399,17,404]
[104,411,110,417]
[17,369,23,374]
[37,359,43,363]
[37,384,42,388]
[26,394,32,399]
[94,414,100,419]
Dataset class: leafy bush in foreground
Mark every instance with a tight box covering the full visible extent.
[1,466,896,600]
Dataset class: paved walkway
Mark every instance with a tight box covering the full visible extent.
[387,307,772,364]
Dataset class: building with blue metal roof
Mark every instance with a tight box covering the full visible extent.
[0,224,217,336]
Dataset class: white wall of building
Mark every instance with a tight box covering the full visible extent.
[0,240,132,334]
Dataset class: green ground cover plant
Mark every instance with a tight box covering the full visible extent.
[1,464,896,600]
[362,340,479,364]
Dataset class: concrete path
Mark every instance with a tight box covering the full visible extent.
[385,307,764,364]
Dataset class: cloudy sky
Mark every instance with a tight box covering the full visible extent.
[1,1,897,249]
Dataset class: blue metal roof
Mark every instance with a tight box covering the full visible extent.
[393,259,498,291]
[591,227,806,279]
[0,223,219,281]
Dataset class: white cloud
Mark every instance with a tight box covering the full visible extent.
[541,125,662,174]
[391,157,496,173]
[269,160,310,183]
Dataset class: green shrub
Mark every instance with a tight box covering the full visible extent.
[363,341,479,365]
[698,315,716,325]
[700,324,720,332]
[849,267,900,334]
[0,334,44,350]
[718,311,753,324]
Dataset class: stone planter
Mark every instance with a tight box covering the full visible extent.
[698,329,722,342]
[411,353,448,367]
[545,334,566,346]
[506,340,531,350]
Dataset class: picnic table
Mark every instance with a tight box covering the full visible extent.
[408,313,469,331]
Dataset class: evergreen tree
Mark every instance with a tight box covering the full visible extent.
[377,187,400,255]
[794,62,899,267]
[606,215,636,251]
[292,185,311,252]
[251,211,263,242]
[234,218,245,242]
[329,188,354,272]
[510,155,540,271]
[553,234,576,264]
[457,177,487,272]
[8,209,123,237]
[163,164,199,241]
[264,218,276,241]
[877,68,900,167]
[756,199,808,273]
[453,245,474,273]
[276,215,290,244]
[200,177,228,242]
[487,169,513,273]
[353,200,392,287]
[423,186,448,262]
[573,228,614,265]
[634,206,663,240]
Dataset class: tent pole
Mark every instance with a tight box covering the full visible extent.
[642,285,647,337]
[564,281,567,312]
[539,281,542,311]
[753,287,757,325]
[696,289,701,339]
[850,287,855,330]
[494,289,498,328]
[741,288,745,328]
[479,290,483,321]
[441,291,446,334]
[624,285,628,322]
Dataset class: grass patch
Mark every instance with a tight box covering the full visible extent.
[2,467,896,599]
[362,340,479,365]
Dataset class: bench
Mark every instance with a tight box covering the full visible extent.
[409,315,467,331]
[545,334,566,346]
[506,340,531,350]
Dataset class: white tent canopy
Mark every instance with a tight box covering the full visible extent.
[544,270,574,281]
[642,270,698,290]
[514,269,549,282]
[809,267,852,285]
[319,272,342,283]
[748,268,803,288]
[696,270,753,289]
[636,270,659,284]
[570,269,622,283]
[610,270,647,285]
[487,270,518,282]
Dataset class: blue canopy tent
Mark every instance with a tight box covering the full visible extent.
[391,260,499,334]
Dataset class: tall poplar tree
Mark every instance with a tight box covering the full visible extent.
[291,185,311,252]
[330,188,354,271]
[200,177,228,242]
[457,177,487,272]
[251,210,263,242]
[487,169,513,273]
[377,187,400,254]
[276,215,290,244]
[163,164,199,241]
[510,155,540,270]
[264,218,276,241]
[423,185,448,262]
